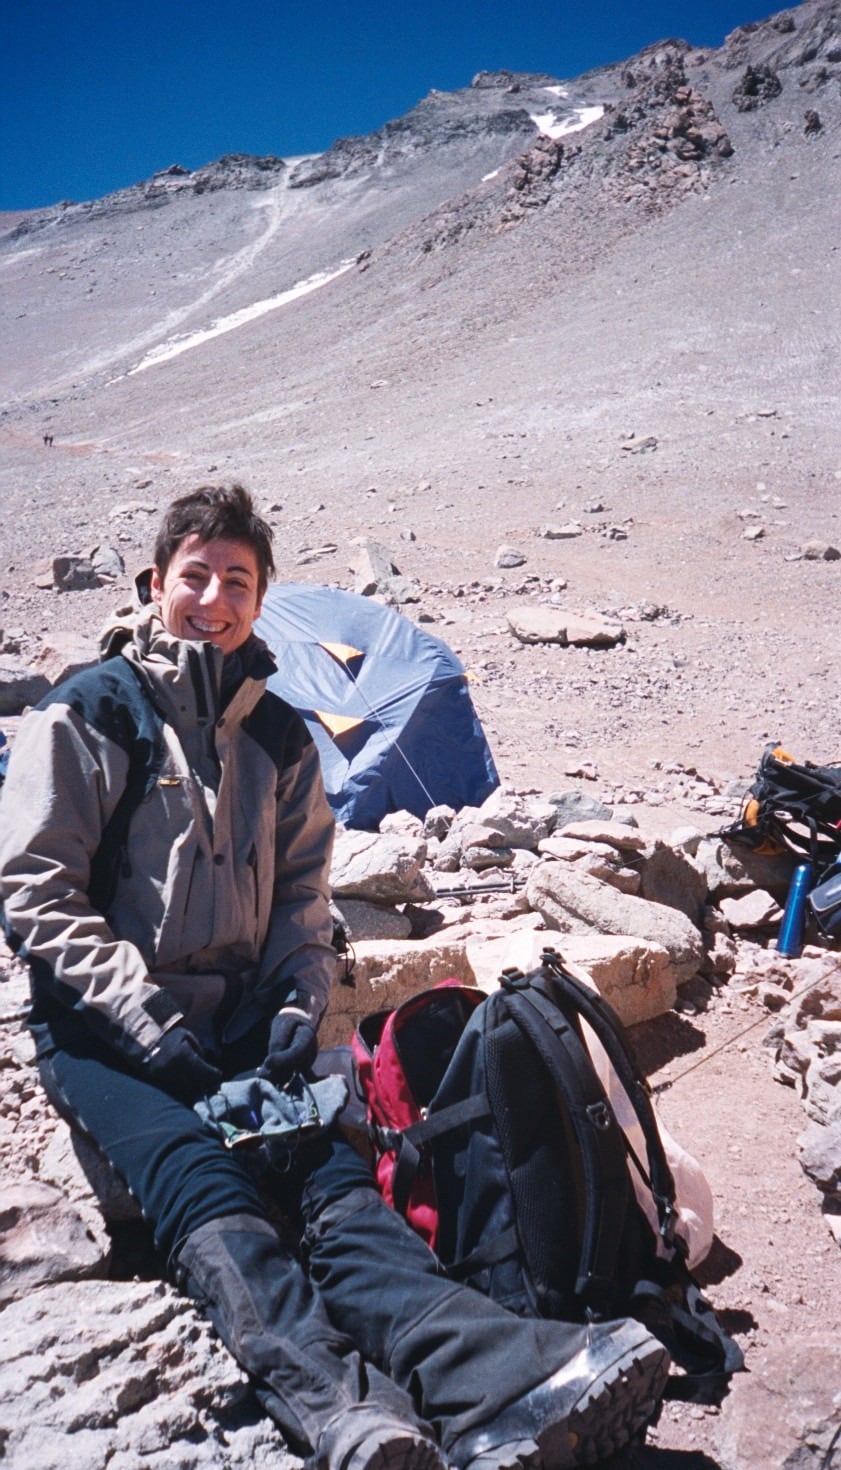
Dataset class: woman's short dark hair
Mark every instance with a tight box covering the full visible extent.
[154,484,275,597]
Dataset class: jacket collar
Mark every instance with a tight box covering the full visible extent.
[102,600,276,730]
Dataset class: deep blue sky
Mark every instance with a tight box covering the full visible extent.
[1,0,779,211]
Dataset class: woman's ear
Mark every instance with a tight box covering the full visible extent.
[150,564,164,602]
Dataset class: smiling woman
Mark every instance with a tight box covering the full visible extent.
[148,482,275,654]
[150,535,264,657]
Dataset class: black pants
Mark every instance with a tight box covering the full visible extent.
[40,1026,588,1453]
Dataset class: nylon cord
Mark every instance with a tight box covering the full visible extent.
[334,648,439,812]
[652,967,834,1095]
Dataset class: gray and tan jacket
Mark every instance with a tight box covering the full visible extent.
[0,602,336,1065]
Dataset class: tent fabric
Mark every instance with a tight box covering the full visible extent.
[255,585,499,831]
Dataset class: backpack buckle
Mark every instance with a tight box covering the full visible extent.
[586,1100,613,1132]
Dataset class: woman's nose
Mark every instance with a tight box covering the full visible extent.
[200,576,224,604]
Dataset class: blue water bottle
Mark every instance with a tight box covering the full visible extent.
[777,862,813,957]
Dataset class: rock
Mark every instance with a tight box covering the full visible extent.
[507,607,625,647]
[422,804,455,840]
[799,1109,841,1198]
[802,540,840,560]
[320,938,477,1046]
[31,631,98,686]
[558,820,647,854]
[620,435,657,453]
[108,500,158,519]
[51,554,101,591]
[0,1279,294,1468]
[766,963,841,1132]
[716,1335,841,1470]
[458,822,516,871]
[548,790,615,828]
[333,899,413,942]
[463,926,674,1025]
[564,758,599,781]
[719,888,781,931]
[732,63,782,111]
[0,1182,107,1305]
[573,849,642,896]
[804,108,822,135]
[90,544,125,582]
[347,537,417,603]
[558,935,677,1025]
[494,545,527,568]
[537,828,643,894]
[0,661,50,715]
[697,836,794,903]
[537,522,582,539]
[459,787,557,850]
[742,524,765,541]
[526,862,704,986]
[330,829,434,904]
[639,842,709,925]
[379,810,423,838]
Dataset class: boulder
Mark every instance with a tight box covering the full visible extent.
[0,1182,107,1305]
[548,789,615,828]
[494,545,527,568]
[347,537,417,604]
[333,898,412,942]
[557,820,647,854]
[695,836,794,903]
[0,660,50,715]
[330,829,433,903]
[319,938,476,1047]
[719,889,781,931]
[802,540,840,561]
[639,842,709,925]
[32,630,98,687]
[463,926,675,1025]
[558,935,677,1025]
[799,1109,841,1199]
[507,607,625,647]
[461,787,557,849]
[0,1279,294,1469]
[525,862,704,986]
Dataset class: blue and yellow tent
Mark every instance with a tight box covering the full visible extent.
[256,585,499,831]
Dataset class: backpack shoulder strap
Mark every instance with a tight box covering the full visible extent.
[86,660,166,915]
[537,949,680,1248]
[533,953,744,1396]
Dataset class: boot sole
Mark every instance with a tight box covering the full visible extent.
[341,1426,449,1470]
[462,1332,671,1470]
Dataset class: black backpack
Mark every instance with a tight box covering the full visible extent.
[353,949,743,1403]
[721,742,841,870]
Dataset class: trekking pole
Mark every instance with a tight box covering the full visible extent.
[430,876,525,900]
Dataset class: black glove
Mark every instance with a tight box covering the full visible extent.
[258,1010,318,1087]
[144,1026,222,1104]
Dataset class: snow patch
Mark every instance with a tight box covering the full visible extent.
[121,261,355,377]
[529,105,604,140]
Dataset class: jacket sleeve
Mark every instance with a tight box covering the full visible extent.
[255,733,337,1030]
[0,701,184,1060]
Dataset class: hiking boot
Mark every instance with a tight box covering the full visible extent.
[446,1318,670,1470]
[314,1403,449,1470]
